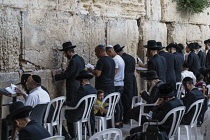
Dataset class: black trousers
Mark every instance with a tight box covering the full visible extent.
[115,86,124,123]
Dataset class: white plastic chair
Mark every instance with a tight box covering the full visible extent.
[43,96,66,135]
[88,128,122,140]
[177,99,204,140]
[130,96,143,127]
[143,106,186,139]
[42,136,65,140]
[176,82,183,99]
[94,92,120,132]
[59,94,97,140]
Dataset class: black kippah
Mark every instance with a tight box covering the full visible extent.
[31,75,41,84]
[183,63,189,68]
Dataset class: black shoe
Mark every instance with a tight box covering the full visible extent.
[115,125,121,128]
[120,123,123,128]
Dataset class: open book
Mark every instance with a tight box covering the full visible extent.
[5,84,17,94]
[85,63,95,69]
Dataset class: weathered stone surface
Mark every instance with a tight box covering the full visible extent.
[0,8,21,72]
[189,8,210,25]
[140,20,168,47]
[186,24,202,42]
[200,25,210,47]
[167,23,187,45]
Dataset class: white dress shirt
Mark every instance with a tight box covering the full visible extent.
[181,70,196,85]
[25,86,50,108]
[113,55,125,86]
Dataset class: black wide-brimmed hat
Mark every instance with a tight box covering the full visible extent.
[144,40,159,50]
[16,74,31,85]
[186,42,196,50]
[204,39,210,44]
[166,43,178,51]
[194,42,201,49]
[157,42,165,50]
[177,43,184,51]
[140,70,159,80]
[158,83,176,98]
[76,70,94,80]
[113,44,125,53]
[6,101,32,120]
[59,42,76,51]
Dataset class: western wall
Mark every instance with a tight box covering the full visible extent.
[0,0,210,120]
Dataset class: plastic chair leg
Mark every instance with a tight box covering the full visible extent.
[76,121,83,140]
[184,125,192,140]
[88,120,92,136]
[101,118,107,131]
[194,126,198,140]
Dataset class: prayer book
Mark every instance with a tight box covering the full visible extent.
[136,67,148,71]
[85,63,95,69]
[5,84,17,94]
[137,57,143,64]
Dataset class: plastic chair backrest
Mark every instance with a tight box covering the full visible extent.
[75,94,97,122]
[176,82,182,99]
[166,106,186,138]
[30,103,48,125]
[185,99,204,128]
[88,128,122,140]
[42,136,65,140]
[100,92,120,120]
[43,96,66,126]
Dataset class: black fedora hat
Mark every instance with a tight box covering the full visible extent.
[158,83,176,98]
[186,42,196,50]
[177,43,184,51]
[166,43,178,51]
[157,42,165,50]
[113,44,125,53]
[16,74,31,85]
[193,42,201,49]
[144,40,159,50]
[7,101,32,120]
[75,70,94,80]
[59,42,76,51]
[140,70,159,80]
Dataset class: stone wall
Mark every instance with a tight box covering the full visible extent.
[0,0,210,118]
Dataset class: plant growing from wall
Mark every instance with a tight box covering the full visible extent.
[173,0,210,14]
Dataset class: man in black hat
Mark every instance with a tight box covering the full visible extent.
[205,39,210,68]
[64,70,97,138]
[139,40,167,82]
[16,75,50,108]
[180,77,204,125]
[129,83,184,136]
[166,43,184,82]
[113,44,138,124]
[88,44,115,96]
[157,42,176,88]
[194,42,206,67]
[7,101,50,140]
[128,70,164,123]
[186,43,201,75]
[51,42,85,101]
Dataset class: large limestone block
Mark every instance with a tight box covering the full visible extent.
[188,8,210,25]
[140,20,167,47]
[166,23,187,44]
[200,25,210,47]
[22,10,72,70]
[186,24,202,42]
[0,8,21,72]
[2,0,28,9]
[161,0,188,23]
[126,20,139,58]
[148,0,161,21]
[107,18,127,47]
[57,0,80,13]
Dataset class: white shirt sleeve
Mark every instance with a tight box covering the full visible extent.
[25,94,38,108]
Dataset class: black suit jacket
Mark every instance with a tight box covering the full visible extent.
[65,84,97,123]
[19,120,51,140]
[197,50,206,67]
[141,81,164,104]
[55,54,85,101]
[206,49,210,68]
[148,54,167,82]
[152,98,184,134]
[173,52,184,82]
[181,88,204,125]
[159,51,176,88]
[187,52,201,75]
